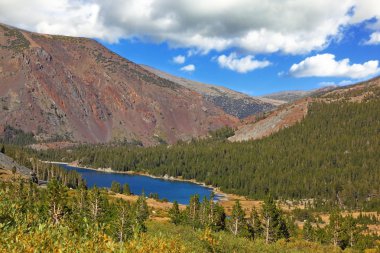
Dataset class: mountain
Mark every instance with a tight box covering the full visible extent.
[141,65,284,119]
[263,86,338,102]
[230,77,380,142]
[0,24,239,145]
[263,90,312,102]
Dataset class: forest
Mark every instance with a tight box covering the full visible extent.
[38,99,380,211]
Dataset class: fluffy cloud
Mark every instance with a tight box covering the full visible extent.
[319,80,354,87]
[289,54,380,79]
[217,53,270,73]
[1,0,378,55]
[172,55,186,64]
[180,64,195,72]
[365,32,380,45]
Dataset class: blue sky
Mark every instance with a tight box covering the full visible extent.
[1,0,380,96]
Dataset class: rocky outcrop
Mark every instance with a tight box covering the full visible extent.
[0,152,31,178]
[229,98,310,142]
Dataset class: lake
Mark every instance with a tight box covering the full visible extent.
[59,163,220,205]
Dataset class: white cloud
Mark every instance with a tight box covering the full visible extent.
[0,0,370,55]
[289,54,380,79]
[365,32,380,45]
[180,64,195,72]
[217,53,270,73]
[173,55,185,64]
[319,80,354,87]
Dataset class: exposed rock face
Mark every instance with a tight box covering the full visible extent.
[0,152,31,178]
[0,24,238,145]
[141,65,284,119]
[229,98,310,142]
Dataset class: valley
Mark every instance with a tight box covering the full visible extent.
[1,22,380,252]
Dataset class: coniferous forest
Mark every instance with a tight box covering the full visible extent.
[39,100,380,210]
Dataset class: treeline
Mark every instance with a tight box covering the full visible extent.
[39,100,380,210]
[1,144,83,188]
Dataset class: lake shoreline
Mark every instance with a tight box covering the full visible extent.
[47,161,230,202]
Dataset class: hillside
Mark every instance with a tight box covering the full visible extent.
[141,65,284,119]
[230,77,380,142]
[263,90,312,102]
[0,24,238,146]
[262,86,337,102]
[0,151,31,180]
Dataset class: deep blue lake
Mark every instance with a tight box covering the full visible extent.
[59,164,219,205]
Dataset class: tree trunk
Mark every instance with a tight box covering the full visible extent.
[265,217,270,244]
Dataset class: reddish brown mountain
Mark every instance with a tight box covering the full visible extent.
[0,24,238,145]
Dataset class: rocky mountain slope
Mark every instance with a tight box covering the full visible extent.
[141,65,284,119]
[230,77,380,142]
[263,90,312,102]
[263,86,338,102]
[0,24,239,145]
[0,151,31,180]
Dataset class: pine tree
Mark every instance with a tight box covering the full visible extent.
[111,181,121,193]
[228,200,246,236]
[88,186,104,224]
[169,200,181,225]
[248,207,262,240]
[342,215,362,248]
[303,219,314,241]
[47,178,67,225]
[328,209,343,248]
[262,196,289,244]
[188,194,200,228]
[211,203,226,232]
[122,183,131,195]
[114,199,132,242]
[132,192,149,237]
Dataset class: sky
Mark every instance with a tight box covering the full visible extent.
[1,1,380,96]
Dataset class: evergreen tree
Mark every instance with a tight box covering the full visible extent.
[187,194,200,228]
[114,199,132,242]
[199,196,211,227]
[132,192,149,237]
[342,215,362,249]
[228,200,246,236]
[0,145,5,154]
[211,203,226,232]
[88,186,105,224]
[111,181,121,193]
[47,178,67,225]
[303,219,314,241]
[327,210,343,248]
[122,183,131,195]
[169,201,181,225]
[262,196,289,244]
[248,207,263,240]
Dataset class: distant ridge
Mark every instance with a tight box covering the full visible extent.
[141,65,285,119]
